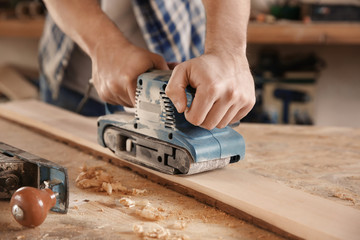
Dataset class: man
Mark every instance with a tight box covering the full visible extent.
[39,0,255,130]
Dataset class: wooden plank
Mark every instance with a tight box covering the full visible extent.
[1,19,359,44]
[0,65,38,100]
[1,100,360,240]
[247,22,360,45]
[0,18,44,38]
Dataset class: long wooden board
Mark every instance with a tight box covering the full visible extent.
[1,100,360,240]
[0,65,38,100]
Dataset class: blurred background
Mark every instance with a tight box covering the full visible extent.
[0,0,359,127]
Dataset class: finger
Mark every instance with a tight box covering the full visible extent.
[98,86,118,105]
[93,77,119,105]
[229,104,254,124]
[126,79,137,107]
[200,101,235,130]
[184,86,217,126]
[230,94,256,123]
[118,72,138,107]
[215,104,240,129]
[114,89,133,107]
[152,54,169,70]
[106,79,133,107]
[106,70,138,107]
[166,65,189,113]
[167,62,179,70]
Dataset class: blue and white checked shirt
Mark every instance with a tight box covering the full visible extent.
[39,0,206,99]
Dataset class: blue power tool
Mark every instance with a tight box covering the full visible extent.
[97,70,245,175]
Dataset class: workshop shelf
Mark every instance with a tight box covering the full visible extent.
[0,18,44,38]
[247,22,360,45]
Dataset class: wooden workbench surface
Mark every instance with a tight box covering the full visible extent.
[236,124,360,210]
[0,100,359,239]
[0,118,280,240]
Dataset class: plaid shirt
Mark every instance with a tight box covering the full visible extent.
[39,0,205,99]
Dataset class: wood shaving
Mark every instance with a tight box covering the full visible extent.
[102,182,113,195]
[136,205,164,221]
[111,182,128,192]
[75,165,146,195]
[169,234,190,240]
[77,178,102,188]
[170,221,187,230]
[41,233,49,239]
[332,192,356,204]
[75,171,86,182]
[133,223,190,240]
[201,216,209,223]
[157,207,165,212]
[133,222,170,240]
[132,188,147,195]
[119,197,135,208]
[79,165,113,182]
[226,222,235,228]
[136,199,151,207]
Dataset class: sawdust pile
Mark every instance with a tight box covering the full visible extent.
[75,165,189,238]
[332,191,357,204]
[133,223,170,240]
[118,197,188,239]
[75,165,146,195]
[119,197,164,221]
[119,197,136,208]
[136,205,164,221]
[170,221,187,230]
[132,222,189,240]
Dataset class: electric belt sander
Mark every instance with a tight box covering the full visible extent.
[97,70,245,175]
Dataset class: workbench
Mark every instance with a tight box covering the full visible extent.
[0,105,279,239]
[0,100,359,239]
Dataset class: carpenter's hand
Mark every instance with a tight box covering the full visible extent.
[91,38,169,107]
[166,52,255,130]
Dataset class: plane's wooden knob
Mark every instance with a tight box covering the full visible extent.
[10,187,56,227]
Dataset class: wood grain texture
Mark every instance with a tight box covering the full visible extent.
[1,118,273,240]
[0,65,38,100]
[1,100,360,240]
[237,124,360,210]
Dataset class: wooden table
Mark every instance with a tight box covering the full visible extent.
[0,100,359,239]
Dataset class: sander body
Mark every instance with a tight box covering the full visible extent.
[97,70,245,175]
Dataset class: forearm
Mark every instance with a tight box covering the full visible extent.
[43,0,129,57]
[166,1,254,129]
[202,0,250,55]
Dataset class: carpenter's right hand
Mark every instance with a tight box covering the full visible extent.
[90,37,169,107]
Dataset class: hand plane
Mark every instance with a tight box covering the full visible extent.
[97,70,245,175]
[0,142,68,227]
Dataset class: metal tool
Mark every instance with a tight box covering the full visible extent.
[0,142,68,227]
[97,70,245,175]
